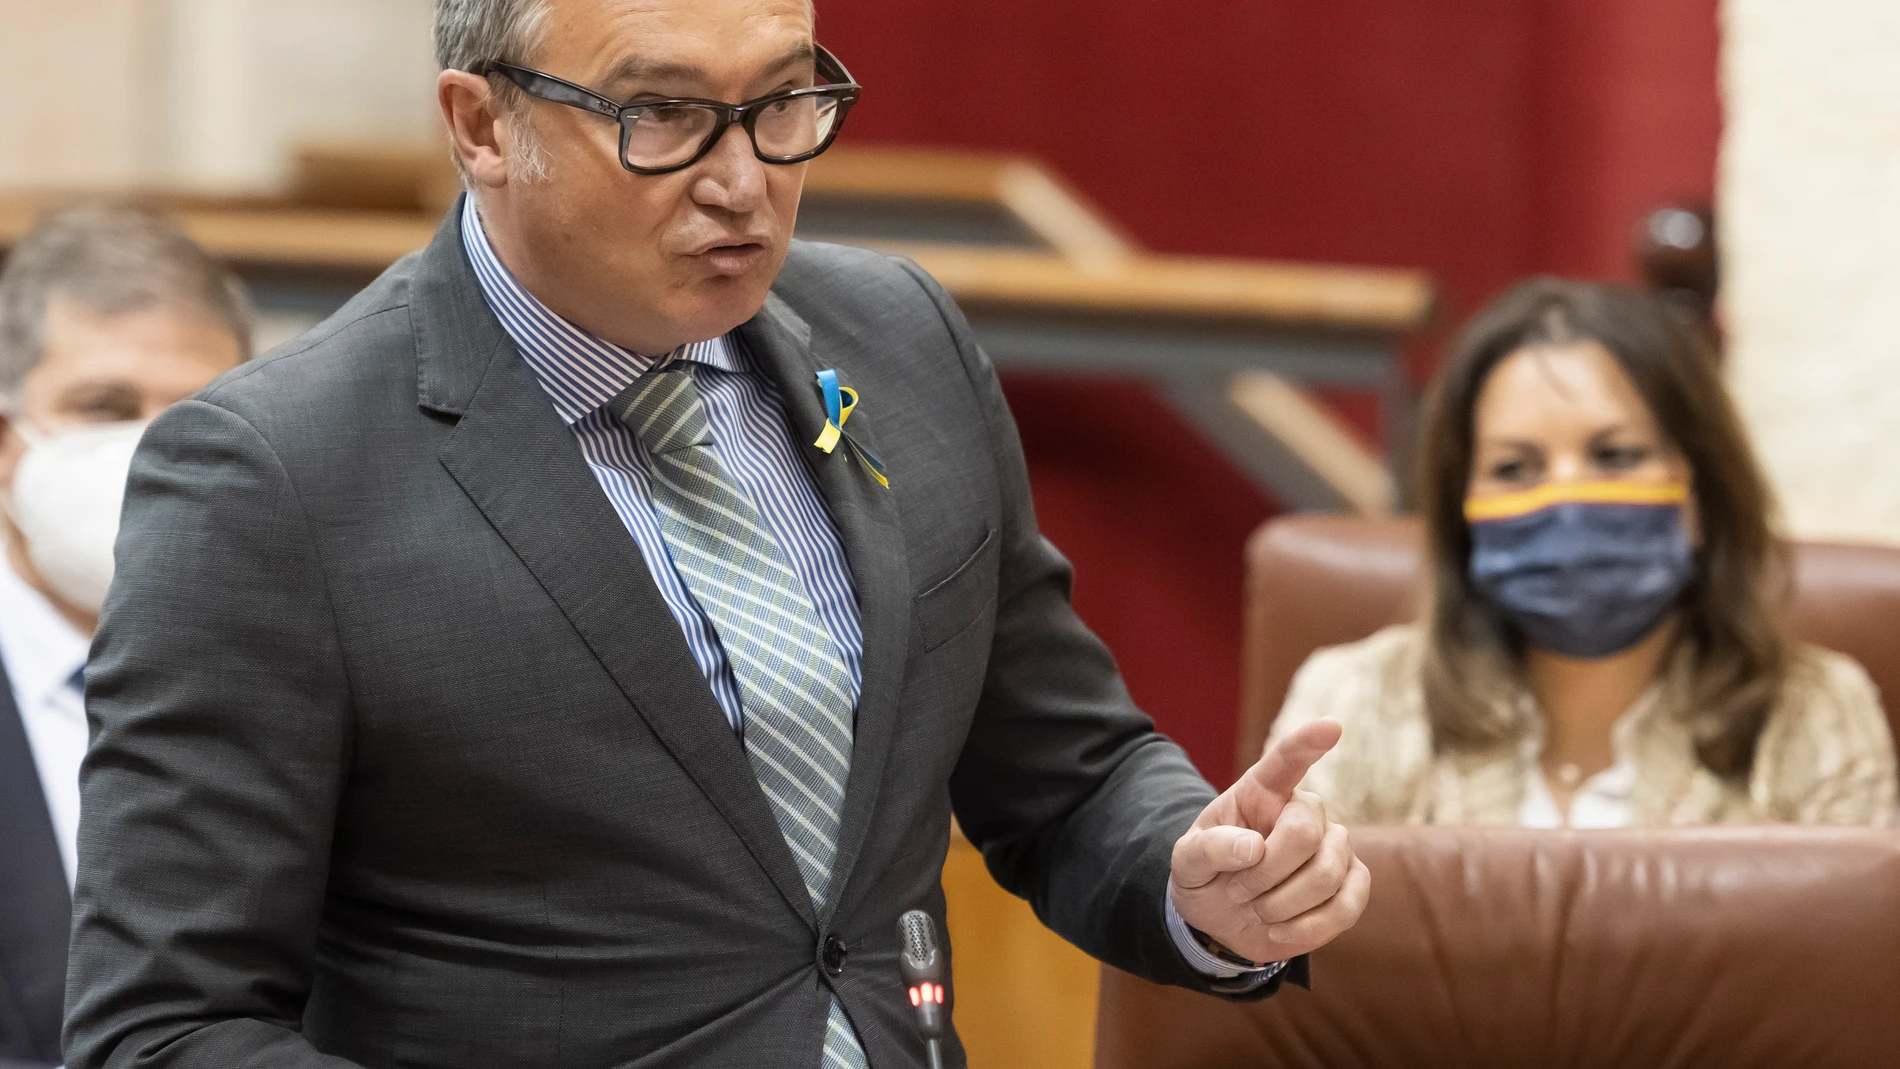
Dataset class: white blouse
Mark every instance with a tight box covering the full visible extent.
[1515,692,1650,829]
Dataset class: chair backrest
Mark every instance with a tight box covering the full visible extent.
[1094,826,1900,1069]
[1236,514,1900,771]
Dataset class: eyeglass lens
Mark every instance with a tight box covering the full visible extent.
[622,94,845,170]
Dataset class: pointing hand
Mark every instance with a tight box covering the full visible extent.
[1168,719,1369,964]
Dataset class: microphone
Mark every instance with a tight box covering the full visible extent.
[898,910,947,1069]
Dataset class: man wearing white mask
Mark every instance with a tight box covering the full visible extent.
[0,206,247,1069]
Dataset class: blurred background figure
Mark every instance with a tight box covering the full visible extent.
[1265,279,1897,827]
[0,206,248,1068]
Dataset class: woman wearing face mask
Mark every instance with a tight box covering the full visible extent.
[1266,278,1897,827]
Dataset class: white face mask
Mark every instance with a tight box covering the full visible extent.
[3,420,149,615]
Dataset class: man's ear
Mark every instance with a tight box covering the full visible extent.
[439,70,511,191]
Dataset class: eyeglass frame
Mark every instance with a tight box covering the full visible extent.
[475,44,861,176]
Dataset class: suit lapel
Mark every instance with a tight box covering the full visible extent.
[736,294,911,921]
[417,209,818,928]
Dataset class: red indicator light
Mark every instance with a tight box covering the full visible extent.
[909,987,921,1007]
[933,984,945,1003]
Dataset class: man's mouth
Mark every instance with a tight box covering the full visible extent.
[690,242,768,277]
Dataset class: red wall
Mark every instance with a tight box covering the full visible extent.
[815,0,1721,783]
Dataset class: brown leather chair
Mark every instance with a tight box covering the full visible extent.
[1102,516,1900,1069]
[1094,826,1900,1069]
[1236,515,1900,770]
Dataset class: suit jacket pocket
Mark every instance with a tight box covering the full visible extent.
[914,527,998,653]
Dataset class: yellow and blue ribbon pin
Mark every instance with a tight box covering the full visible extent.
[813,369,890,488]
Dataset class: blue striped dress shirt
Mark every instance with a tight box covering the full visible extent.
[461,197,862,733]
[460,199,1276,986]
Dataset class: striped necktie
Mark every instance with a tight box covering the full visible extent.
[613,361,868,1069]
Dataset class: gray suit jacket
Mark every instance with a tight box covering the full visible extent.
[66,209,1298,1069]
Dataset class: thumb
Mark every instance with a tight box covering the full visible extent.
[1170,824,1267,890]
[1233,718,1341,830]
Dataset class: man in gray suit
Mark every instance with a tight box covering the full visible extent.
[65,1,1368,1066]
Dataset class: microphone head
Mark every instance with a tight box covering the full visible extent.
[898,910,942,985]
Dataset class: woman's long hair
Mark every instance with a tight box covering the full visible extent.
[1416,278,1790,779]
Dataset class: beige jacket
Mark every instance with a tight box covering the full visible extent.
[1266,624,1899,826]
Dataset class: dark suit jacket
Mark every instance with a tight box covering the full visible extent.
[67,208,1297,1069]
[0,655,67,1069]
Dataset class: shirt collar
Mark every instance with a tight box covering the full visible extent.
[459,196,744,425]
[0,555,89,710]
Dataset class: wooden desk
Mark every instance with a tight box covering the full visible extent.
[943,831,1099,1069]
[0,197,1422,329]
[0,190,1430,511]
[803,146,1138,268]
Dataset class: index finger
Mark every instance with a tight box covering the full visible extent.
[1238,718,1341,826]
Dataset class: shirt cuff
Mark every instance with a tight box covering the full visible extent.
[1165,884,1288,985]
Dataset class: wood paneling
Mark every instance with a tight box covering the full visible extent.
[942,833,1099,1069]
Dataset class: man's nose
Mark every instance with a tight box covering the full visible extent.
[690,124,770,213]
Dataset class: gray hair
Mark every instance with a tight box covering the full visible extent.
[434,0,555,183]
[0,206,253,401]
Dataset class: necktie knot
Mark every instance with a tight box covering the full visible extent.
[613,362,714,456]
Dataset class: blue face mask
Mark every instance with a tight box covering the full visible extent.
[1466,482,1695,659]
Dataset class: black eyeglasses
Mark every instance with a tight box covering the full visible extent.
[478,45,861,176]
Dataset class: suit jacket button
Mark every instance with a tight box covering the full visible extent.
[822,934,848,977]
